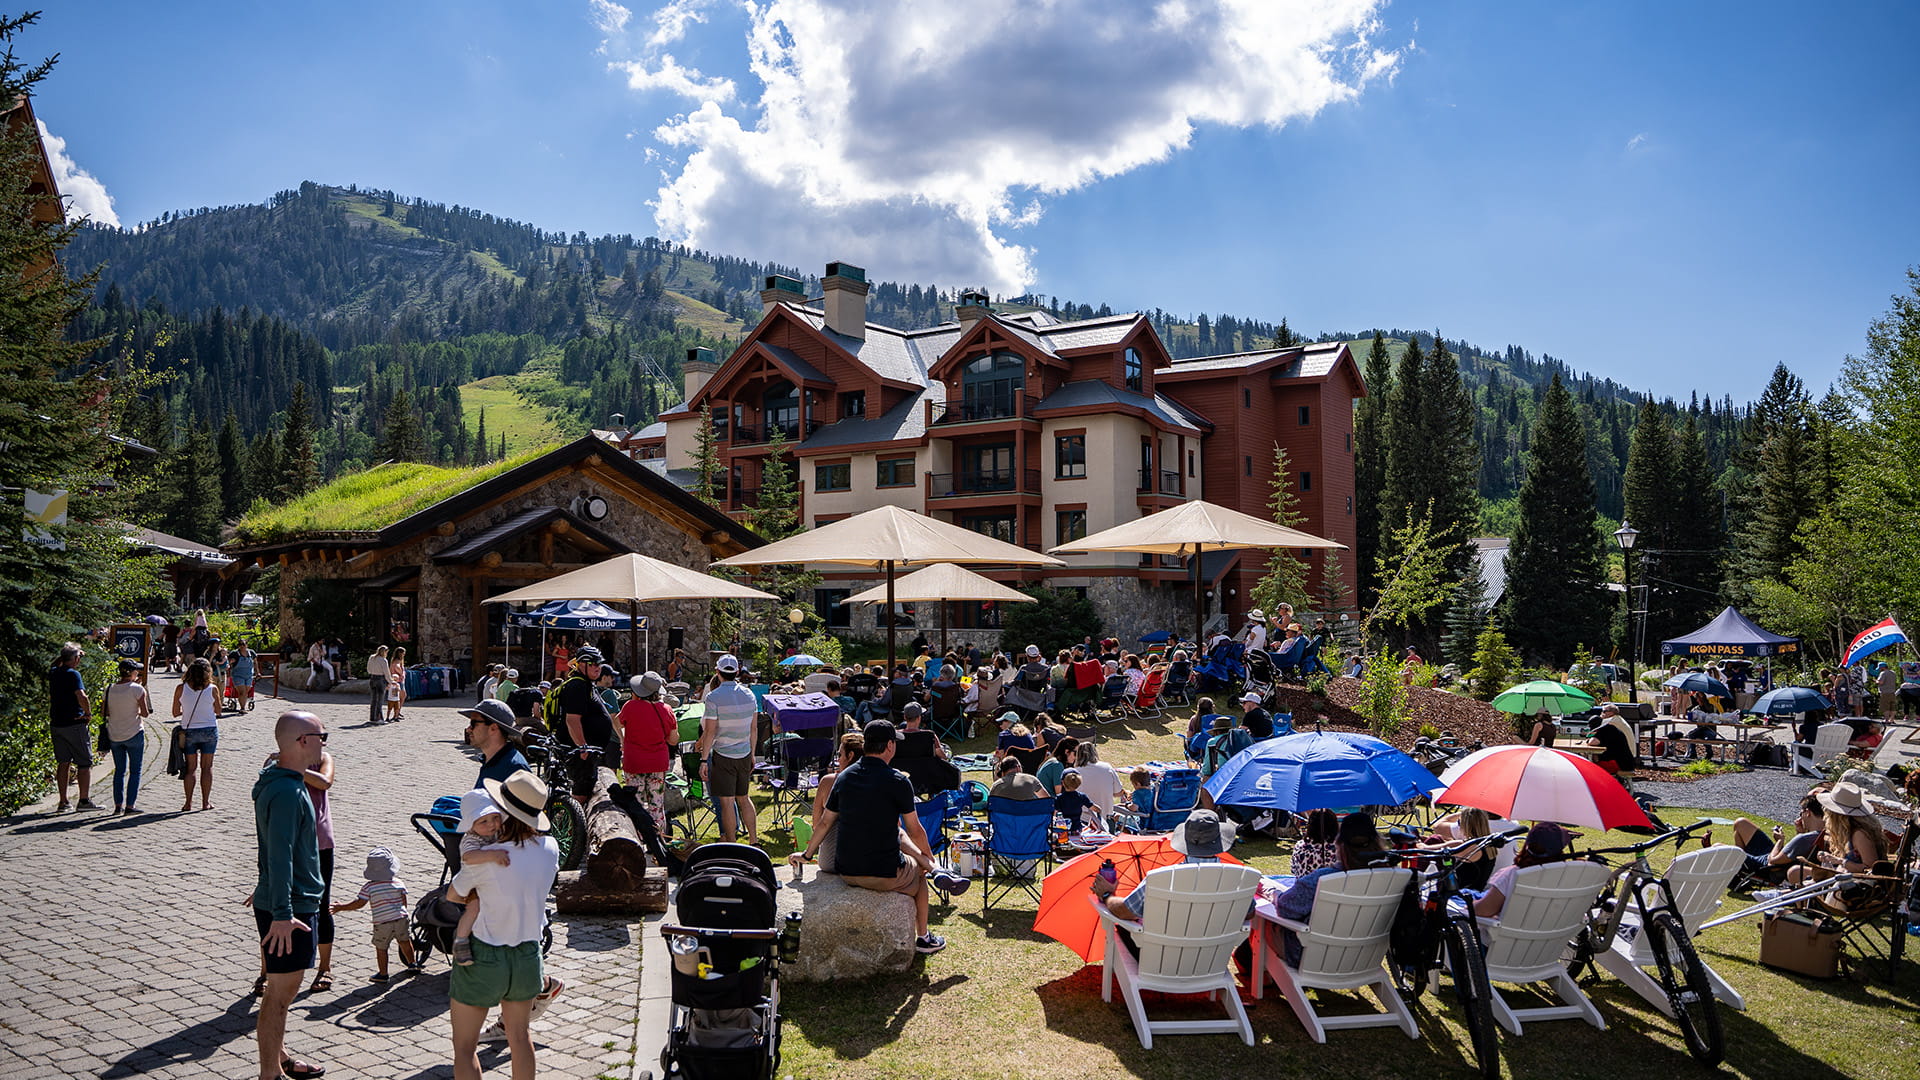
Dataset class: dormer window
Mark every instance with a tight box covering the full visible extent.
[842,390,866,419]
[1124,347,1143,392]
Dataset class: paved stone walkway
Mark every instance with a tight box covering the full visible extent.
[0,676,645,1080]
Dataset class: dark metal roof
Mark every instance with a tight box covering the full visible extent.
[1032,380,1209,433]
[798,391,930,450]
[431,507,627,565]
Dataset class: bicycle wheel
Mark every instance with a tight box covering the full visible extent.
[548,793,589,872]
[1442,915,1502,1080]
[1646,911,1724,1065]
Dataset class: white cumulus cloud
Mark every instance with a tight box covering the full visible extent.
[35,120,119,228]
[621,0,1402,292]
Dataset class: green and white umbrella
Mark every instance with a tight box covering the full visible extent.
[1490,680,1597,716]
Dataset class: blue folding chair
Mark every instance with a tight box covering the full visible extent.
[1270,712,1295,738]
[982,795,1055,911]
[1142,767,1201,833]
[915,791,968,904]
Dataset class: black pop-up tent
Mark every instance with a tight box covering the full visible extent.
[1660,606,1801,659]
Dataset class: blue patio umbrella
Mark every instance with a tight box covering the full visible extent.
[1750,685,1832,716]
[778,654,827,667]
[1203,731,1444,813]
[1662,671,1732,699]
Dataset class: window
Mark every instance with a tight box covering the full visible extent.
[1055,434,1086,479]
[961,443,1015,491]
[1346,495,1353,516]
[1300,471,1312,492]
[960,514,1017,544]
[960,350,1025,420]
[815,588,852,628]
[1346,432,1353,452]
[1124,347,1143,392]
[1299,405,1312,426]
[1243,388,1252,408]
[876,456,915,487]
[1139,440,1154,491]
[1244,455,1253,477]
[842,390,866,419]
[762,380,799,441]
[1188,449,1196,477]
[815,463,851,492]
[1057,509,1087,545]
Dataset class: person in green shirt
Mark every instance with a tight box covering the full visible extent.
[493,668,519,703]
[252,710,328,1080]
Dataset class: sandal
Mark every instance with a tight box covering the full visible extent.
[310,970,333,992]
[282,1058,327,1079]
[250,975,267,998]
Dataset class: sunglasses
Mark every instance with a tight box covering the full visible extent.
[298,731,328,744]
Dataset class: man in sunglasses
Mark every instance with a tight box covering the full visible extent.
[460,699,530,787]
[251,710,329,1080]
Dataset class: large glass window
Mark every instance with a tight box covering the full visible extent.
[960,514,1017,544]
[815,588,852,628]
[876,456,915,487]
[815,463,851,491]
[960,351,1024,420]
[1057,509,1087,545]
[841,390,866,419]
[961,443,1015,492]
[1055,434,1086,479]
[1124,347,1143,392]
[763,379,798,441]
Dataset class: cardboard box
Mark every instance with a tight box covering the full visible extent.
[1758,911,1841,979]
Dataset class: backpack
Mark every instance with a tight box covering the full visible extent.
[543,675,587,740]
[1748,742,1787,768]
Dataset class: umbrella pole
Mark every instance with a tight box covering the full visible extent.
[629,600,640,677]
[541,626,548,682]
[941,599,948,656]
[1190,544,1204,649]
[503,611,511,676]
[885,560,897,672]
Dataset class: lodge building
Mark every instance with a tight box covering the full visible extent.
[627,263,1364,646]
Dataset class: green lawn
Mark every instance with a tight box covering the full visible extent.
[460,374,575,453]
[712,703,1911,1078]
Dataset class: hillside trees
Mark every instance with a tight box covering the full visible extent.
[1353,331,1392,607]
[1249,443,1309,617]
[1500,375,1608,665]
[1724,365,1818,606]
[1379,333,1480,659]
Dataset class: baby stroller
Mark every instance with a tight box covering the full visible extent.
[408,794,554,965]
[660,843,795,1080]
[1241,649,1276,701]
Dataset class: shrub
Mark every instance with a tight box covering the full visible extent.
[1676,759,1743,777]
[1467,621,1520,701]
[1357,647,1409,735]
[998,587,1102,658]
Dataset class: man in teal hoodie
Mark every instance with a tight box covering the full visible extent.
[253,710,327,1080]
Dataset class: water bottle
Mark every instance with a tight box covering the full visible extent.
[778,911,803,963]
[1092,858,1118,898]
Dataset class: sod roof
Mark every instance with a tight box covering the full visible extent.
[231,447,556,544]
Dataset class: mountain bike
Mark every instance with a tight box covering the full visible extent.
[1389,828,1526,1080]
[521,733,594,872]
[1564,818,1724,1065]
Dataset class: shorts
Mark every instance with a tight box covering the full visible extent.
[230,674,254,689]
[372,918,408,950]
[51,724,92,766]
[707,752,755,798]
[843,858,926,899]
[450,939,544,1007]
[181,727,219,755]
[255,908,320,974]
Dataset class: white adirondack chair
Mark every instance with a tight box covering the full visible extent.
[1790,722,1854,778]
[1595,843,1747,1012]
[1091,862,1260,1049]
[1256,867,1418,1042]
[1474,859,1614,1035]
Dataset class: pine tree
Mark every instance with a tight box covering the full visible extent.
[692,404,724,508]
[169,422,224,544]
[1726,365,1815,605]
[375,388,427,463]
[1442,567,1489,667]
[215,409,248,520]
[246,432,280,508]
[1668,413,1725,632]
[474,407,490,464]
[1353,332,1394,607]
[1250,443,1308,617]
[278,381,320,498]
[1500,374,1607,665]
[1621,401,1680,650]
[1467,620,1521,702]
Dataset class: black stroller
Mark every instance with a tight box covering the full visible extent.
[659,843,796,1080]
[409,794,554,965]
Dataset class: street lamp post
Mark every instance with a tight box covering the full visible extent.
[1614,520,1640,703]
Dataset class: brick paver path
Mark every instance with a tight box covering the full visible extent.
[0,676,643,1080]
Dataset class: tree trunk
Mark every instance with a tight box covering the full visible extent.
[552,768,668,914]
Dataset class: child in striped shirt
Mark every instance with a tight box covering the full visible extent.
[331,847,419,981]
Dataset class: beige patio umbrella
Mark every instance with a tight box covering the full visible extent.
[713,504,1063,667]
[484,552,777,674]
[841,562,1038,654]
[1048,499,1345,647]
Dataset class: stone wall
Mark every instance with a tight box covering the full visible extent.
[824,574,1192,658]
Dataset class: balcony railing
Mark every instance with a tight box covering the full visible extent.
[729,420,801,445]
[929,395,1040,426]
[729,424,759,445]
[1138,468,1184,495]
[928,469,1042,498]
[729,487,760,510]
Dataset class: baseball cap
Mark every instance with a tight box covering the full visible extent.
[1240,691,1263,706]
[716,653,741,674]
[862,718,898,749]
[458,698,524,738]
[902,701,925,719]
[1024,645,1042,658]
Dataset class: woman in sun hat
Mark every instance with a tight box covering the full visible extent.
[618,672,677,826]
[447,775,559,1080]
[1810,782,1889,883]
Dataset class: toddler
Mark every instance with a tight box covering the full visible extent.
[451,787,514,967]
[1128,767,1154,816]
[329,847,419,981]
[1053,769,1093,835]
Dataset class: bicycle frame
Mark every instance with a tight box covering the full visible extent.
[1574,819,1711,955]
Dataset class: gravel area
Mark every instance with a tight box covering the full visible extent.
[1642,766,1817,823]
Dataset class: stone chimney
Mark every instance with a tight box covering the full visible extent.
[759,274,805,311]
[956,288,991,324]
[683,347,718,402]
[822,261,869,340]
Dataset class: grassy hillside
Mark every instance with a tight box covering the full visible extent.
[459,375,576,454]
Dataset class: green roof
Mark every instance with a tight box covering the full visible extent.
[232,446,558,543]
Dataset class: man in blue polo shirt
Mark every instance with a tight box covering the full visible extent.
[461,699,530,786]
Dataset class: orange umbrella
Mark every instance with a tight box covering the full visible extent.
[1032,835,1247,963]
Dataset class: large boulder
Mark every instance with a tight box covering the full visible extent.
[774,870,916,982]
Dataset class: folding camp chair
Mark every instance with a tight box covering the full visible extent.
[982,795,1055,911]
[894,730,962,797]
[1811,812,1915,982]
[1124,668,1165,721]
[916,790,969,904]
[1094,673,1132,724]
[763,692,840,831]
[1005,744,1051,779]
[1139,767,1201,833]
[1161,661,1193,707]
[926,683,968,741]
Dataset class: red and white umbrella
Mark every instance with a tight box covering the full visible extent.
[1434,746,1651,830]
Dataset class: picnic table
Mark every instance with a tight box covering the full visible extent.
[1639,716,1783,763]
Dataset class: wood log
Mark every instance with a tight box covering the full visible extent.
[553,865,669,914]
[549,767,666,914]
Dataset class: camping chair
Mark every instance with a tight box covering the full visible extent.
[1474,859,1615,1034]
[1255,867,1418,1042]
[1094,673,1131,724]
[1195,642,1245,693]
[1161,661,1193,706]
[1811,812,1915,981]
[1124,668,1166,721]
[894,730,963,797]
[764,693,840,830]
[664,767,717,841]
[1140,767,1201,833]
[982,795,1055,911]
[1270,712,1295,739]
[1595,844,1748,1012]
[1790,722,1853,778]
[926,683,968,742]
[1005,744,1052,779]
[1090,862,1260,1048]
[915,792,966,904]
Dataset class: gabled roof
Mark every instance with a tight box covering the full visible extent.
[781,303,944,386]
[431,506,627,564]
[1159,341,1347,381]
[631,421,667,440]
[125,525,234,565]
[798,390,931,451]
[756,342,833,386]
[1029,313,1142,352]
[1032,380,1209,434]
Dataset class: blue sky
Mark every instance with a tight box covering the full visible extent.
[27,1,1920,400]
